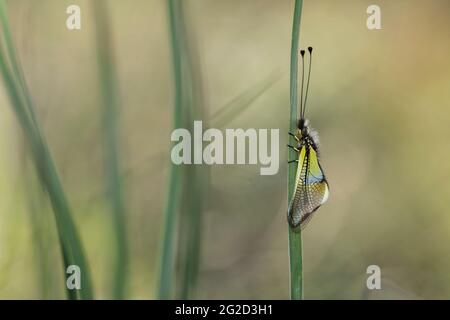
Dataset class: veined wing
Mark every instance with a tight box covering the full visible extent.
[288,142,329,229]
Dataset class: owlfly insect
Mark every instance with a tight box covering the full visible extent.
[288,47,329,229]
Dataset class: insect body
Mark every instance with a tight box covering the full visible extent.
[287,47,329,229]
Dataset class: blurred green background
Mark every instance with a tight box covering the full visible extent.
[1,0,450,299]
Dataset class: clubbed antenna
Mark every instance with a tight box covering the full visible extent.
[302,46,313,119]
[299,49,305,120]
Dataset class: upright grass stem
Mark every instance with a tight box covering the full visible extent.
[158,0,207,299]
[174,1,208,300]
[288,0,304,300]
[157,0,184,299]
[92,0,128,300]
[0,1,93,299]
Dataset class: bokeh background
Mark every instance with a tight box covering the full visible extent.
[1,0,450,299]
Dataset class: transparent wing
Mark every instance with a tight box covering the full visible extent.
[288,143,329,229]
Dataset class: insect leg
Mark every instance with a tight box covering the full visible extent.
[287,144,300,152]
[288,132,300,142]
[288,160,299,164]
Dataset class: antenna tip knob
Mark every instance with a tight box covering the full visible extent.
[308,46,313,53]
[300,49,305,56]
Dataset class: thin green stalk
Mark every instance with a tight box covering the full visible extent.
[158,0,206,300]
[174,0,207,300]
[0,1,93,299]
[159,0,284,299]
[156,0,184,299]
[288,0,304,300]
[92,0,128,300]
[177,165,202,299]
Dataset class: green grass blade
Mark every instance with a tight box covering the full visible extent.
[156,0,184,299]
[288,0,304,300]
[92,0,128,300]
[0,1,93,299]
[177,166,203,299]
[174,0,207,300]
[159,0,282,299]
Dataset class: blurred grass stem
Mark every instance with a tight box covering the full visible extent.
[0,0,93,299]
[156,0,184,299]
[92,0,129,300]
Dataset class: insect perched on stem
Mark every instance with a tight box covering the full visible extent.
[288,47,329,230]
